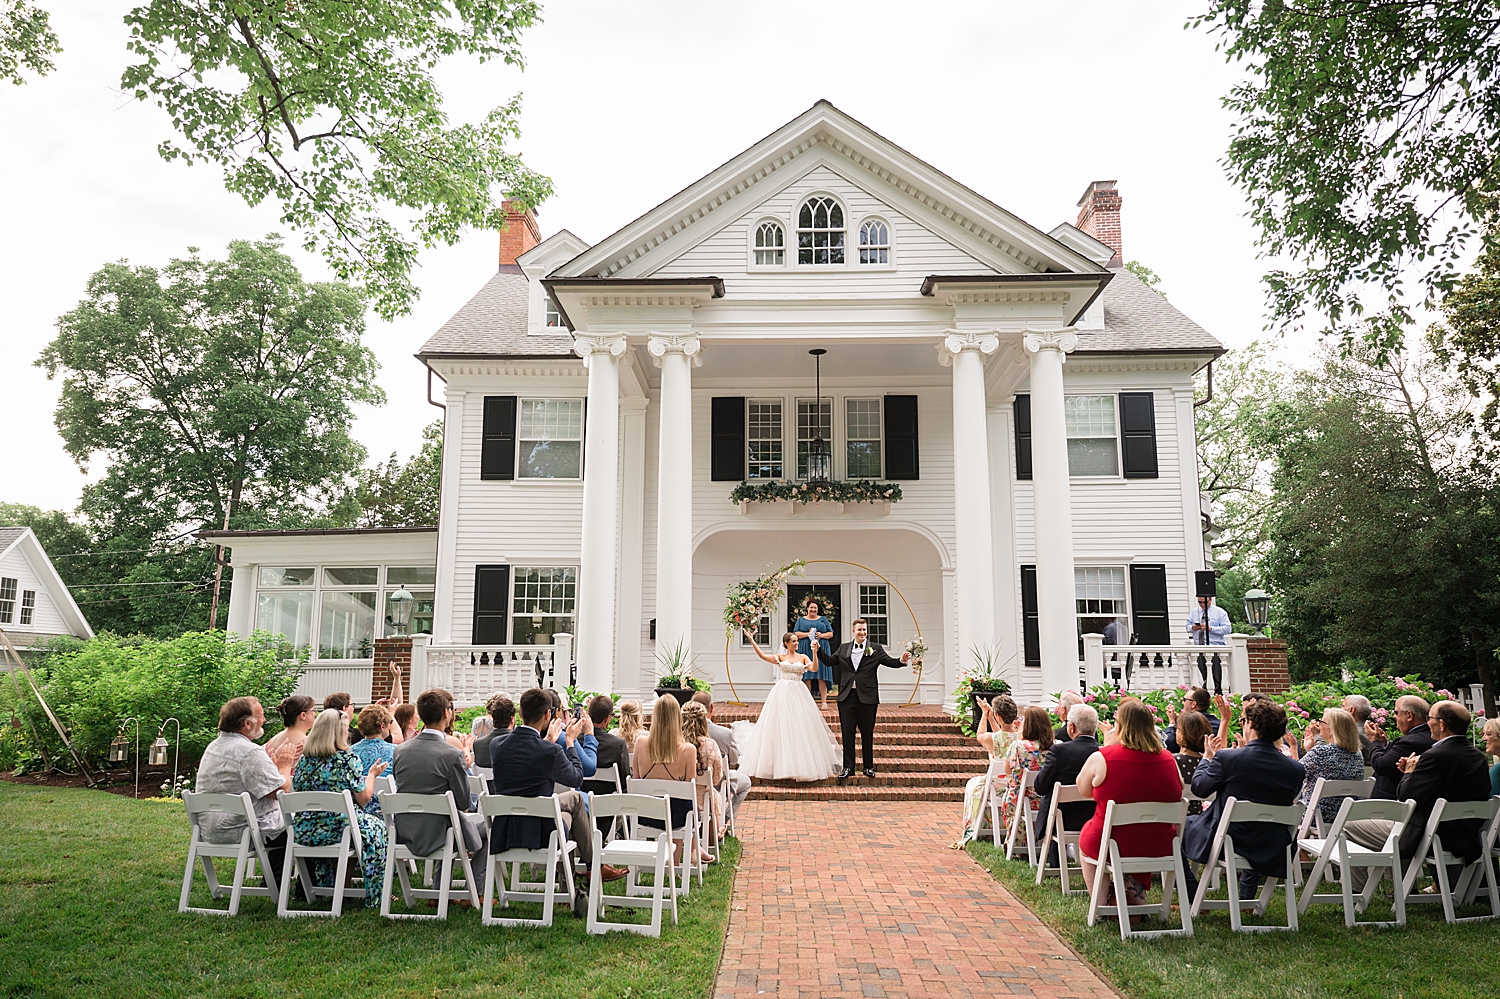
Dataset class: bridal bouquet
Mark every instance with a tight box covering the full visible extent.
[904,636,927,667]
[724,559,806,635]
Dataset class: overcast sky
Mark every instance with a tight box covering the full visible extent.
[0,1,1274,513]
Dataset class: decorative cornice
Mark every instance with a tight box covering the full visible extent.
[647,334,703,368]
[573,332,629,360]
[937,331,1000,367]
[1022,329,1080,356]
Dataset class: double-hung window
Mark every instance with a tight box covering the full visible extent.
[1075,566,1128,655]
[0,577,15,624]
[518,399,583,478]
[845,398,882,478]
[747,400,783,479]
[859,584,889,645]
[512,567,576,644]
[1065,395,1119,476]
[796,398,832,479]
[19,590,34,626]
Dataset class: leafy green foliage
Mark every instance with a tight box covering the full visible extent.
[1430,195,1500,440]
[1124,260,1165,298]
[346,419,442,527]
[2,631,304,772]
[1193,2,1500,341]
[0,0,58,84]
[39,237,382,543]
[119,0,552,318]
[728,479,903,505]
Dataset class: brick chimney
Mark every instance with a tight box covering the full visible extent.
[498,199,541,270]
[1075,180,1122,266]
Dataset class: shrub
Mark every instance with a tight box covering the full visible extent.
[1,630,305,772]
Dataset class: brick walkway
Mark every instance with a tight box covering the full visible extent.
[715,801,1118,999]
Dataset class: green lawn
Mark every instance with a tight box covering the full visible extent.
[0,782,738,999]
[968,840,1496,999]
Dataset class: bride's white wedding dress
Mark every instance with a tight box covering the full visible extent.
[733,652,842,781]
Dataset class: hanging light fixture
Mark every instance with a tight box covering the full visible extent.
[111,717,141,799]
[151,717,182,798]
[388,587,414,636]
[807,348,832,485]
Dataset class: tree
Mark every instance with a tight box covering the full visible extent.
[0,0,57,84]
[1430,195,1500,439]
[39,236,382,546]
[347,419,443,527]
[1194,2,1500,341]
[1125,260,1166,299]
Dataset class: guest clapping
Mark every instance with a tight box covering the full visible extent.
[1296,708,1366,824]
[264,695,317,779]
[633,695,707,864]
[290,709,389,907]
[350,704,396,815]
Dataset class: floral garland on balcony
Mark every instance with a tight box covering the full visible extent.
[728,479,904,506]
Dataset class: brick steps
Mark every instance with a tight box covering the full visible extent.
[748,785,969,802]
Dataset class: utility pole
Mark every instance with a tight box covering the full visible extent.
[207,504,231,629]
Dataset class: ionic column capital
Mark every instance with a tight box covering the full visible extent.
[1022,328,1080,357]
[573,332,629,360]
[647,334,702,368]
[937,331,1000,367]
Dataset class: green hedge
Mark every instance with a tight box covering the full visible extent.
[2,630,305,773]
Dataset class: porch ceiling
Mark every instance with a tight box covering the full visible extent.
[634,339,963,388]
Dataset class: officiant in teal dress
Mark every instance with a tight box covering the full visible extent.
[795,598,834,708]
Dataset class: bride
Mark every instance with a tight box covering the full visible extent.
[734,629,842,781]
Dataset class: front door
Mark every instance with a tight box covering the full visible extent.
[786,583,843,648]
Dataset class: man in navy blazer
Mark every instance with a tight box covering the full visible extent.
[1033,703,1102,860]
[1182,697,1305,902]
[1366,695,1435,799]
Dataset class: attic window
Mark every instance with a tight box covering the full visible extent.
[754,221,785,265]
[797,197,845,265]
[545,297,564,328]
[859,219,890,264]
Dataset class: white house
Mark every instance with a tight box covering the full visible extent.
[0,527,93,658]
[219,102,1225,706]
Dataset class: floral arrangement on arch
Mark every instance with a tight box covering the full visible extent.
[724,560,806,636]
[729,479,904,506]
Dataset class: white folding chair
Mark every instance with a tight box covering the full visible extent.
[1296,797,1413,927]
[478,794,576,927]
[720,772,736,838]
[696,770,722,861]
[379,791,481,920]
[468,773,486,801]
[474,766,495,786]
[372,774,395,797]
[968,757,1005,843]
[1004,769,1041,864]
[179,791,280,916]
[1295,777,1375,840]
[275,790,366,917]
[587,793,679,937]
[1085,799,1194,940]
[630,778,701,895]
[1458,796,1500,908]
[1402,797,1500,923]
[1034,785,1088,895]
[1190,797,1304,932]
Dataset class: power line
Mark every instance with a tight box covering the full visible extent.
[51,545,210,560]
[69,580,207,588]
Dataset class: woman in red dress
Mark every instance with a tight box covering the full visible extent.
[1077,698,1183,904]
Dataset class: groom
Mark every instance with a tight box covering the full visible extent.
[817,618,911,779]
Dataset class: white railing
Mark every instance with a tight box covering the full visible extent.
[414,634,575,707]
[295,664,374,703]
[1081,633,1250,695]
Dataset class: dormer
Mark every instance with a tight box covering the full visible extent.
[518,230,592,334]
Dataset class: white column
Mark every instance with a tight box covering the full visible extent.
[616,399,648,696]
[648,334,701,660]
[1023,329,1080,697]
[432,393,465,644]
[940,332,999,669]
[574,333,628,694]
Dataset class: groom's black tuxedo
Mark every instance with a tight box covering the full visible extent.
[818,641,905,772]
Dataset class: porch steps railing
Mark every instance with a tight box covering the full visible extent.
[1081,633,1251,695]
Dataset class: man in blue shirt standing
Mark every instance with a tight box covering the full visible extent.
[1186,595,1232,694]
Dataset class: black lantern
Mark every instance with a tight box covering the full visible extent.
[807,349,831,485]
[1243,588,1270,636]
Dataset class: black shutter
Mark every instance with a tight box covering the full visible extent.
[1129,564,1170,645]
[710,397,745,482]
[884,395,919,480]
[472,565,511,644]
[1119,392,1159,479]
[1013,395,1032,480]
[1020,565,1041,667]
[480,396,517,480]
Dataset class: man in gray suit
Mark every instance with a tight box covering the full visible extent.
[692,691,750,818]
[391,689,488,889]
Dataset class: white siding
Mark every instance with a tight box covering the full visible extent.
[0,545,71,638]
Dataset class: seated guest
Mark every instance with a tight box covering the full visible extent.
[692,690,752,820]
[1297,707,1366,825]
[1172,710,1212,816]
[1367,695,1434,799]
[957,696,1021,846]
[1053,690,1083,744]
[1164,688,1219,753]
[632,694,707,864]
[1034,703,1102,857]
[391,689,488,887]
[583,695,630,796]
[1345,700,1491,883]
[473,693,516,771]
[196,697,291,881]
[546,688,599,777]
[1342,694,1375,763]
[290,709,388,907]
[393,703,419,742]
[472,714,494,740]
[489,688,627,884]
[350,703,396,815]
[617,700,644,749]
[264,695,316,781]
[681,701,727,846]
[984,704,1053,846]
[1484,717,1500,796]
[1182,699,1305,901]
[1077,699,1184,905]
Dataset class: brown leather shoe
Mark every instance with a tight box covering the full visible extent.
[599,863,629,882]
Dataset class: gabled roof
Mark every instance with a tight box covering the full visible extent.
[416,269,574,360]
[0,527,93,640]
[552,101,1107,281]
[1079,264,1221,355]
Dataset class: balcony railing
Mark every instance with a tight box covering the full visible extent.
[413,634,575,707]
[1081,633,1251,695]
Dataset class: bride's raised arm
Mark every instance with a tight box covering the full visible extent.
[743,629,779,665]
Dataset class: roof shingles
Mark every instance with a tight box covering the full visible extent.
[417,271,574,359]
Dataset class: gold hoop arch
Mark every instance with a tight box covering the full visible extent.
[721,558,925,706]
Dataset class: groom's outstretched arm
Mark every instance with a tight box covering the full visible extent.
[817,643,837,669]
[873,646,909,668]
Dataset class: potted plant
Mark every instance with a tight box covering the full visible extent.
[952,644,1012,737]
[654,639,704,705]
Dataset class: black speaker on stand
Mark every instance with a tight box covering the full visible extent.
[1194,571,1218,599]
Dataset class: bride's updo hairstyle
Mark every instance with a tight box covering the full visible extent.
[782,632,797,649]
[646,694,685,765]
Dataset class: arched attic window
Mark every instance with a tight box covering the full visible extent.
[754,220,785,265]
[859,218,890,264]
[797,196,845,265]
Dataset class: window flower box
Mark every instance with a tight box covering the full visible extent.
[729,480,903,506]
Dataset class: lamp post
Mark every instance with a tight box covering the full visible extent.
[807,349,831,485]
[151,717,182,798]
[110,717,141,799]
[1243,588,1270,636]
[388,587,414,637]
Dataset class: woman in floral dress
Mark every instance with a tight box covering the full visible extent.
[290,709,389,907]
[996,706,1055,835]
[957,695,1019,844]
